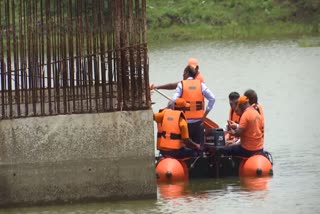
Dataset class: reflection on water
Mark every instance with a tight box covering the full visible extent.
[1,39,320,213]
[0,178,271,214]
[158,182,188,199]
[156,177,271,214]
[240,177,270,191]
[157,177,271,200]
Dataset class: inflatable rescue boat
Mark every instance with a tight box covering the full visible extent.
[156,118,273,182]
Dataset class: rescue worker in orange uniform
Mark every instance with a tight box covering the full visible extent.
[154,98,200,159]
[155,107,167,150]
[228,91,241,124]
[224,96,264,157]
[225,91,240,145]
[171,65,215,148]
[150,58,205,90]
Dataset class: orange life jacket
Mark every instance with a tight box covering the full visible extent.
[226,108,241,141]
[158,109,184,150]
[156,108,167,149]
[181,79,204,119]
[229,108,240,124]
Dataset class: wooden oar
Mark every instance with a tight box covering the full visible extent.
[152,88,220,128]
[153,88,171,100]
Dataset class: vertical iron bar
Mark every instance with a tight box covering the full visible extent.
[79,0,85,112]
[115,0,123,111]
[30,0,37,115]
[107,0,114,111]
[23,0,29,117]
[75,0,81,113]
[55,0,60,114]
[5,0,13,118]
[93,0,99,112]
[40,0,45,115]
[141,0,150,108]
[120,0,129,110]
[135,0,143,107]
[68,0,75,113]
[61,0,67,114]
[12,0,21,117]
[41,0,45,114]
[85,0,92,112]
[52,0,58,114]
[46,0,53,114]
[99,0,107,111]
[128,0,136,110]
[0,0,5,119]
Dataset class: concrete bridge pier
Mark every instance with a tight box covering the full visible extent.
[0,110,156,207]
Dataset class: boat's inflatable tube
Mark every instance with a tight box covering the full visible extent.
[239,155,273,177]
[156,158,188,182]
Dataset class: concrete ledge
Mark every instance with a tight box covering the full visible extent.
[0,110,156,207]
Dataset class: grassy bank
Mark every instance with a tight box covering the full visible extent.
[147,22,319,45]
[146,0,320,45]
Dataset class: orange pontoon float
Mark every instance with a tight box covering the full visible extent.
[156,158,188,182]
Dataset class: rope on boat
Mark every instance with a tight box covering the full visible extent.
[190,156,200,168]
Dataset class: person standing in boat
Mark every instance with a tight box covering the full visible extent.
[150,58,205,90]
[224,96,264,158]
[171,65,215,149]
[225,91,240,145]
[154,98,200,159]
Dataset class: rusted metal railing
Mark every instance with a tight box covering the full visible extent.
[0,0,150,119]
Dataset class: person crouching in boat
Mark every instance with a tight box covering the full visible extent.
[225,91,240,145]
[223,96,264,158]
[154,98,200,159]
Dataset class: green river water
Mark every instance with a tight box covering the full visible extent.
[2,39,320,214]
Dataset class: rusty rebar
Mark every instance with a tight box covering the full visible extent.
[0,0,149,119]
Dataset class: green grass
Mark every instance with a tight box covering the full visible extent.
[147,22,320,46]
[146,0,320,46]
[298,37,320,47]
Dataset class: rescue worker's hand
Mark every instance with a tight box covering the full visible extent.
[227,120,238,129]
[200,119,204,127]
[184,138,201,150]
[195,143,200,150]
[150,83,156,90]
[228,129,236,136]
[225,139,235,146]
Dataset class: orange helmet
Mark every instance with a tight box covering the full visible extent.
[187,58,199,69]
[175,98,190,108]
[237,95,249,106]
